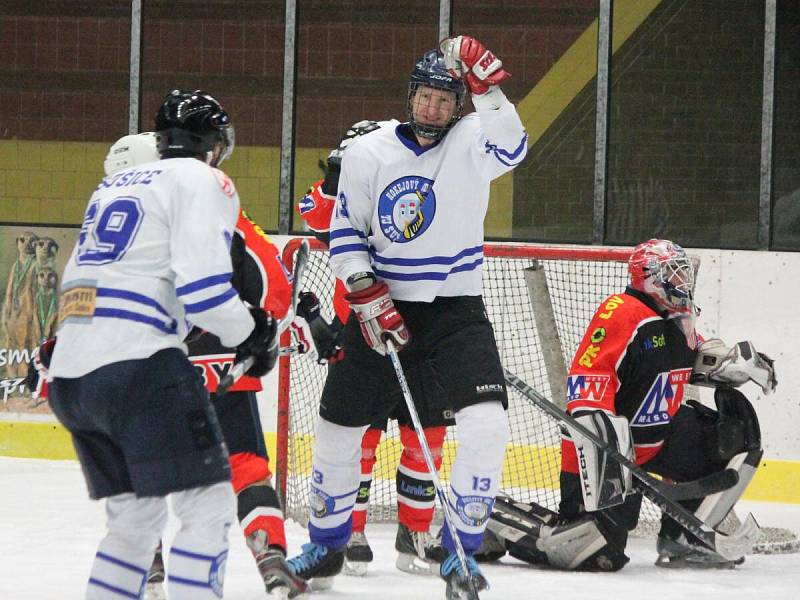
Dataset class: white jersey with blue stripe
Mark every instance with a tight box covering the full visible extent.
[328,88,528,302]
[49,157,255,378]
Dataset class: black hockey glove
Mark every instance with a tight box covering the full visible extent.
[235,308,278,378]
[295,291,343,363]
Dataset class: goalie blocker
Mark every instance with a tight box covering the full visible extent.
[487,386,763,571]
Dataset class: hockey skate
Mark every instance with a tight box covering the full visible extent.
[655,533,745,569]
[395,523,446,575]
[440,552,488,600]
[344,531,373,576]
[247,531,310,599]
[286,542,345,591]
[144,542,166,600]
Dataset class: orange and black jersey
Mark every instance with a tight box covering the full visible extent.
[561,287,697,474]
[188,210,292,393]
[296,179,351,325]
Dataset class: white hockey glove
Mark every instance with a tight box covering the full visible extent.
[439,35,510,95]
[568,411,634,512]
[692,339,777,394]
[345,280,410,356]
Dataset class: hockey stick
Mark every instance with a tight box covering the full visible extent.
[386,340,481,599]
[218,239,310,395]
[656,469,739,502]
[502,368,760,562]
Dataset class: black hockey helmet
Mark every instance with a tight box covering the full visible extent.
[154,89,234,167]
[407,49,465,140]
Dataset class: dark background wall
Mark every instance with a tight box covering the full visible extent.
[0,0,798,249]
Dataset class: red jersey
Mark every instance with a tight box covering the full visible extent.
[296,179,351,324]
[561,287,697,473]
[189,210,292,392]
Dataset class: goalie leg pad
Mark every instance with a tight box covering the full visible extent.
[694,448,763,529]
[487,496,629,572]
[537,516,629,572]
[713,386,761,453]
[568,411,634,512]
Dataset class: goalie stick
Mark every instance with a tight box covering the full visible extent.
[218,239,310,395]
[503,368,760,562]
[386,340,482,600]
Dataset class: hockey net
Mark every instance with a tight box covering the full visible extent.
[277,238,797,553]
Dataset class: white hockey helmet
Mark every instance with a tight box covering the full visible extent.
[628,238,696,315]
[104,132,159,176]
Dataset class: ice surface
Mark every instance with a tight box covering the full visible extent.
[2,457,798,600]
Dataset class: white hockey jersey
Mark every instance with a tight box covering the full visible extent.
[328,89,528,302]
[49,157,255,378]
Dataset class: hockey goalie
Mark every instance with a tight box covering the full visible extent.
[486,239,776,571]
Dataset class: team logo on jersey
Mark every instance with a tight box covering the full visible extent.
[456,496,493,527]
[567,374,610,402]
[298,194,316,215]
[378,176,436,243]
[309,486,336,518]
[211,167,236,197]
[631,368,692,426]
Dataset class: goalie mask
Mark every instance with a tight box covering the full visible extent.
[407,49,466,141]
[155,89,235,167]
[104,132,159,176]
[628,239,695,315]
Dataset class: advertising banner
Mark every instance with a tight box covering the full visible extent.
[0,225,77,412]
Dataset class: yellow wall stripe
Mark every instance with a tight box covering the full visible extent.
[516,0,663,146]
[2,421,796,504]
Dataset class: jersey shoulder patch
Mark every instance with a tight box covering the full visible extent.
[566,373,611,403]
[211,167,237,198]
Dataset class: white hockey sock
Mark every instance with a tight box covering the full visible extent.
[446,402,509,553]
[168,481,236,600]
[307,418,364,547]
[86,493,166,600]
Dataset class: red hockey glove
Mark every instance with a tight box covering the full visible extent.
[440,35,510,95]
[345,281,410,355]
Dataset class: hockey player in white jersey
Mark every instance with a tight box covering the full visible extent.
[286,36,527,599]
[47,89,280,600]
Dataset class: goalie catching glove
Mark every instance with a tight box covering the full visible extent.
[234,308,279,377]
[691,339,777,394]
[345,277,410,356]
[291,291,343,364]
[439,35,510,95]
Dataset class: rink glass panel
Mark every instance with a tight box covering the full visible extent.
[771,2,800,251]
[290,1,439,235]
[605,0,764,248]
[140,2,286,230]
[0,2,131,225]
